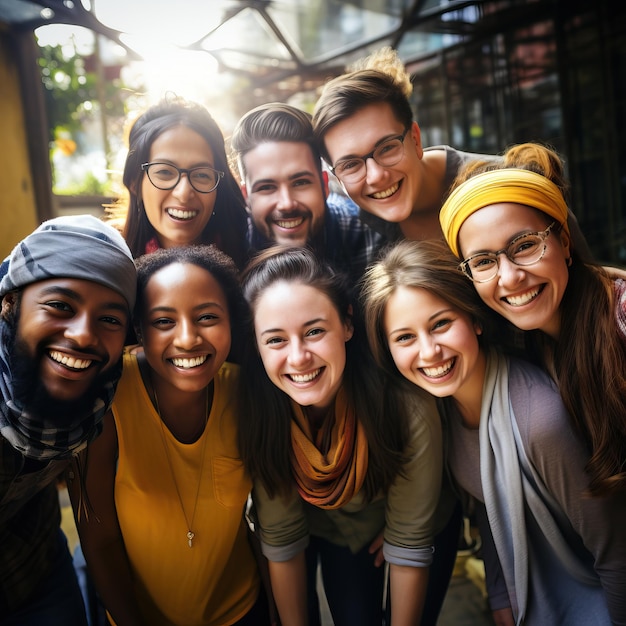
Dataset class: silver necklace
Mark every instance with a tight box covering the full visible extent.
[153,387,209,548]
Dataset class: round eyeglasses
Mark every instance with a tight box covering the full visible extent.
[459,222,557,283]
[329,127,410,184]
[141,162,224,194]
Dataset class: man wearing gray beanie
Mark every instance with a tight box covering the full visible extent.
[0,214,136,624]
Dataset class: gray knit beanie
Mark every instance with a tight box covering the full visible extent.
[0,214,136,309]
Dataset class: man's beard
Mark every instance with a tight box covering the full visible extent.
[3,317,121,427]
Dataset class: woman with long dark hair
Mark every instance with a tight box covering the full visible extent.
[238,245,459,626]
[111,95,248,268]
[439,142,626,497]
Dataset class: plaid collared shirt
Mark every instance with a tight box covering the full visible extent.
[323,192,388,283]
[247,192,388,285]
[0,436,66,613]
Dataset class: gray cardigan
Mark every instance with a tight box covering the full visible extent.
[444,352,625,624]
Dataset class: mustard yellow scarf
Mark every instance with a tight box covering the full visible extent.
[290,388,368,509]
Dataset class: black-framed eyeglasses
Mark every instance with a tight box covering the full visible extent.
[459,222,557,283]
[329,127,410,184]
[141,162,224,194]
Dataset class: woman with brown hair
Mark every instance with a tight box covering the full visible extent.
[361,237,626,625]
[439,141,626,497]
[238,245,460,626]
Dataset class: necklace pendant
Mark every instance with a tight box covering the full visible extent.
[187,530,195,548]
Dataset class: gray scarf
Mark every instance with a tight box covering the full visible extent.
[480,350,600,625]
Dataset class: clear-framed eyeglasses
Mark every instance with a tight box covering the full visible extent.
[141,162,224,194]
[459,222,557,283]
[329,127,410,184]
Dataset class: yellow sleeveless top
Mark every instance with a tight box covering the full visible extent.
[112,354,259,625]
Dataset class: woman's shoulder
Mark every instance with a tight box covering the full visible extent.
[118,350,143,388]
[507,355,560,405]
[506,355,573,440]
[219,360,240,375]
[391,380,440,434]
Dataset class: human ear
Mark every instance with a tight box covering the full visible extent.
[559,229,572,262]
[241,183,254,216]
[410,121,424,159]
[344,304,355,342]
[1,292,17,321]
[321,171,330,198]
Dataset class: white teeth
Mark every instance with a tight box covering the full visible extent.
[422,359,454,378]
[505,287,540,307]
[371,182,399,199]
[49,350,92,370]
[171,355,208,369]
[276,217,304,229]
[167,208,198,220]
[289,368,321,383]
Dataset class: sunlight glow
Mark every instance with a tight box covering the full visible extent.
[94,0,224,48]
[35,19,227,113]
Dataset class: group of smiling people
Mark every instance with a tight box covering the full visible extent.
[11,46,624,626]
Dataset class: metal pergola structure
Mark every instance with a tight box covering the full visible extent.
[0,0,486,100]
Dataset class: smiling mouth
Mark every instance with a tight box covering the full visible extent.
[167,207,199,221]
[287,368,322,383]
[170,355,208,369]
[274,216,305,229]
[48,350,93,370]
[421,358,455,379]
[370,181,400,200]
[503,285,543,307]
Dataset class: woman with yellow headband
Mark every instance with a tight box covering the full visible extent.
[440,142,626,498]
[361,238,626,626]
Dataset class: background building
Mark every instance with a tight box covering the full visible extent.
[1,0,624,261]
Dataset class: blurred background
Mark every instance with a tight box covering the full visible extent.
[1,0,624,261]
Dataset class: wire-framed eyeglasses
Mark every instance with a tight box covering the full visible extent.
[141,162,224,194]
[329,127,410,184]
[459,222,557,283]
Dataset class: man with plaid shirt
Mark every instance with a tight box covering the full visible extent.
[231,102,387,284]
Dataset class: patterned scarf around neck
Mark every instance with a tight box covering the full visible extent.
[290,387,368,510]
[0,319,117,460]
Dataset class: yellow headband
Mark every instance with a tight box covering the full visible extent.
[439,168,569,257]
